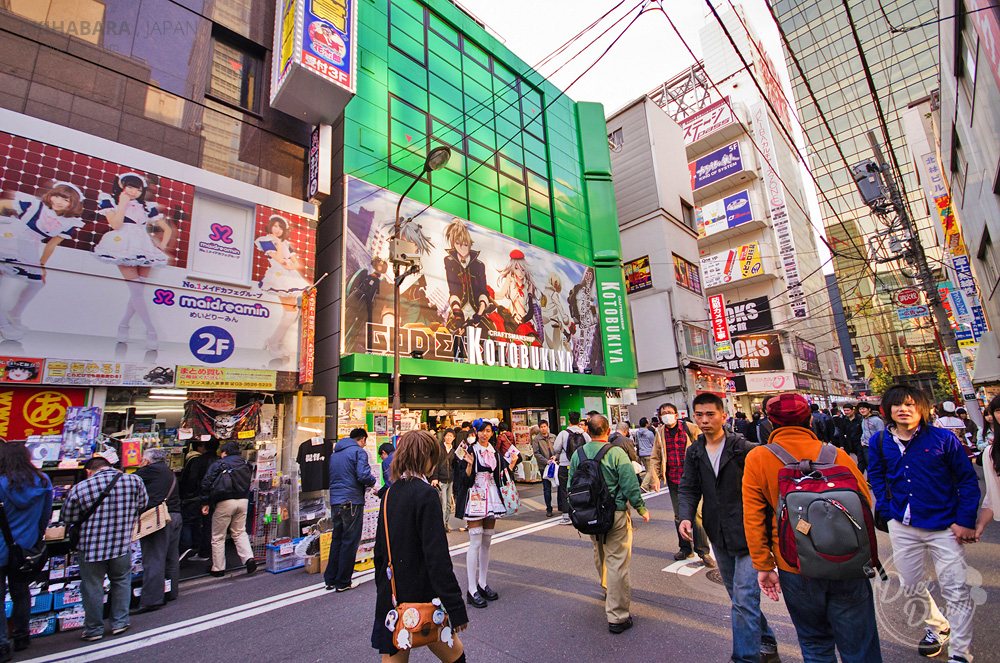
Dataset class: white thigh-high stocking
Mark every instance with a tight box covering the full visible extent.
[126,279,155,331]
[478,528,495,587]
[466,526,483,593]
[9,279,43,324]
[268,308,298,345]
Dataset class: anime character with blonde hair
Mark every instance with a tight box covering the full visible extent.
[256,214,310,357]
[443,218,490,332]
[494,249,542,341]
[0,181,86,339]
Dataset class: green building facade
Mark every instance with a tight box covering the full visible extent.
[315,0,636,431]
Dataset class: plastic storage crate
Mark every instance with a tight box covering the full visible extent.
[29,613,56,638]
[266,537,305,573]
[53,585,82,610]
[29,593,53,615]
[57,608,85,631]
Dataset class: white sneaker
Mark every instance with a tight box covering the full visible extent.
[8,315,26,332]
[117,324,130,343]
[265,338,283,358]
[145,331,158,351]
[0,322,24,340]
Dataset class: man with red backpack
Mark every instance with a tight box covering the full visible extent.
[742,393,882,663]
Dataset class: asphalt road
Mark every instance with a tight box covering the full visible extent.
[18,481,1000,663]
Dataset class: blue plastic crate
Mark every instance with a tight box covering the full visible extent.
[53,586,82,610]
[29,613,56,638]
[29,593,53,615]
[266,537,305,573]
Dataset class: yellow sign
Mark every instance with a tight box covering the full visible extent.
[23,391,72,429]
[278,0,297,82]
[312,0,347,31]
[176,366,277,390]
[366,397,388,412]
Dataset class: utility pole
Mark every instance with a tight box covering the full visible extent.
[861,131,983,424]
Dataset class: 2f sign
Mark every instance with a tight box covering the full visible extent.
[190,326,236,364]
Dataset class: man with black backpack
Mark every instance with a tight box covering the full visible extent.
[200,442,255,578]
[553,411,589,525]
[809,403,834,443]
[742,393,881,663]
[567,415,649,634]
[678,393,779,663]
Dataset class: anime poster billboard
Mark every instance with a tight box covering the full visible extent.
[342,177,605,376]
[0,131,315,376]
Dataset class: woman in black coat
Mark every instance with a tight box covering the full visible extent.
[372,430,468,662]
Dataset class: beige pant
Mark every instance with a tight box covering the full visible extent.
[211,498,254,572]
[592,510,633,624]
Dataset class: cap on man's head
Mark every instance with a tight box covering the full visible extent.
[766,393,812,427]
[942,400,957,413]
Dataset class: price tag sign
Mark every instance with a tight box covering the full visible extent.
[280,543,293,556]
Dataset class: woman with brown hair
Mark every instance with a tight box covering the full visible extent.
[0,440,53,659]
[372,430,468,663]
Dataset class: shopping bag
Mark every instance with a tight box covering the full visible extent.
[545,461,559,486]
[499,470,520,515]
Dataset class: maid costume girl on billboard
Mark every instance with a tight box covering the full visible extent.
[94,172,173,351]
[0,181,86,340]
[255,214,310,358]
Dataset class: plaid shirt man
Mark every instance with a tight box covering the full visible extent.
[63,467,148,562]
[661,423,688,485]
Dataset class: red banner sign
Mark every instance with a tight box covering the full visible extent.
[710,294,730,344]
[0,357,44,384]
[0,386,88,440]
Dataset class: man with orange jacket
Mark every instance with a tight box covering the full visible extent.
[742,393,882,663]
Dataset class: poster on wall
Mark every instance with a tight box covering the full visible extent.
[0,356,43,384]
[696,190,754,238]
[341,176,606,376]
[623,256,652,294]
[0,131,315,375]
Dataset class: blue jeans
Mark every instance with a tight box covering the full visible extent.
[541,478,552,509]
[778,569,882,663]
[714,539,775,663]
[80,553,132,638]
[324,502,364,589]
[0,566,31,646]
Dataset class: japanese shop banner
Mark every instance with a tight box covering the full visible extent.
[43,359,174,387]
[690,142,744,190]
[0,356,43,384]
[176,366,277,390]
[342,177,606,376]
[0,386,88,440]
[725,295,772,334]
[623,256,652,294]
[697,189,755,238]
[700,242,762,289]
[0,131,315,378]
[679,97,736,146]
[716,333,784,374]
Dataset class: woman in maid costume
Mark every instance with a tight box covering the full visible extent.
[94,172,172,350]
[255,215,310,357]
[0,181,86,340]
[451,419,516,610]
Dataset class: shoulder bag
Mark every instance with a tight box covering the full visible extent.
[382,485,455,651]
[499,466,520,515]
[0,491,47,581]
[872,430,892,533]
[133,475,176,541]
[68,472,121,551]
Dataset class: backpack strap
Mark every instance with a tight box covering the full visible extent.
[593,444,613,463]
[763,443,799,466]
[816,443,838,465]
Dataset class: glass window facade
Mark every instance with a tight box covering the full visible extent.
[346,0,592,259]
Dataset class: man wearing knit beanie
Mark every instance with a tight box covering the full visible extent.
[741,393,880,663]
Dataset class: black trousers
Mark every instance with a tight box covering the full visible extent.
[557,466,569,512]
[139,515,182,607]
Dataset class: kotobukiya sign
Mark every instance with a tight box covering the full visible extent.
[717,333,784,373]
[725,296,772,334]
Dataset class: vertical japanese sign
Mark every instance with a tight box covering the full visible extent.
[753,102,807,318]
[710,294,732,357]
[950,353,976,401]
[299,287,317,384]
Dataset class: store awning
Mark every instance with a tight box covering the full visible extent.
[684,358,732,378]
[973,331,1000,385]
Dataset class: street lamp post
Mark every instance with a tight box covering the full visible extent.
[390,146,452,436]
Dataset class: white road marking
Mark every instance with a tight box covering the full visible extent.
[22,495,679,663]
[661,559,706,576]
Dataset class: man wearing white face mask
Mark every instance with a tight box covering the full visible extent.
[652,403,713,564]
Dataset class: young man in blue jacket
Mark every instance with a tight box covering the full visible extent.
[325,428,376,592]
[868,385,981,663]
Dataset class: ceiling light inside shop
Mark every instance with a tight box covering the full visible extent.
[150,388,187,396]
[418,376,427,380]
[463,379,472,383]
[502,382,509,385]
[369,374,379,377]
[149,395,187,400]
[535,384,541,387]
[299,426,324,434]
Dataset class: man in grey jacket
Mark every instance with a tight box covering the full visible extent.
[531,421,557,517]
[552,412,590,524]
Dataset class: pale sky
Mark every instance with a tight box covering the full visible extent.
[457,0,833,272]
